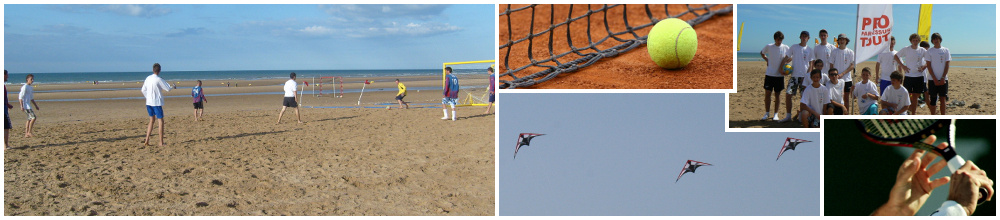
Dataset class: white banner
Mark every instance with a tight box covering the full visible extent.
[855,4,893,64]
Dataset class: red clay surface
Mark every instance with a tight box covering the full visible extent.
[499,4,733,89]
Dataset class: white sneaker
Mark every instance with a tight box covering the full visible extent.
[761,112,770,121]
[441,116,449,120]
[772,114,780,121]
[778,115,791,123]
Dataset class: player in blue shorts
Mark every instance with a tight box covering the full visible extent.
[142,63,173,146]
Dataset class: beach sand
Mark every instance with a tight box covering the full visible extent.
[499,4,733,89]
[729,60,996,128]
[3,76,495,215]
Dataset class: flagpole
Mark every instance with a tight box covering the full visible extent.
[358,82,366,106]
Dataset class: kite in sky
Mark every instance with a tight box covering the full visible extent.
[514,133,545,159]
[776,137,812,161]
[676,160,713,183]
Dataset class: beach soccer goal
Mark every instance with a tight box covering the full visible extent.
[315,76,344,98]
[443,60,496,107]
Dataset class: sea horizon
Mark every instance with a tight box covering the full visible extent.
[4,67,492,85]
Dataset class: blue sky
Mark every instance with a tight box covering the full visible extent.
[500,93,820,216]
[3,4,495,73]
[737,4,996,54]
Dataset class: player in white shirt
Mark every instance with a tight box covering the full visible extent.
[919,41,932,111]
[759,31,792,121]
[925,33,952,115]
[852,67,880,115]
[277,72,303,124]
[875,36,898,95]
[141,63,173,146]
[799,69,829,128]
[804,59,830,88]
[813,29,835,78]
[779,31,814,123]
[18,74,40,138]
[894,33,927,115]
[824,68,846,115]
[879,71,911,115]
[830,33,856,115]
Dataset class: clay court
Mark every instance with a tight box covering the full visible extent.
[499,4,733,89]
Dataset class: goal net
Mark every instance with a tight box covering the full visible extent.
[316,76,344,98]
[443,60,495,107]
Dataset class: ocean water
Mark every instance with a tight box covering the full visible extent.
[5,68,491,85]
[737,52,996,63]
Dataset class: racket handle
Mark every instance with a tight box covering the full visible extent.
[949,156,989,205]
[947,155,965,173]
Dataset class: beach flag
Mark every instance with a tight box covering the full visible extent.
[365,80,372,84]
[737,22,744,51]
[304,81,309,86]
[918,4,933,42]
[854,4,893,65]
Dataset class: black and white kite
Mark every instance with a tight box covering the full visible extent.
[514,133,545,159]
[776,137,812,161]
[676,160,712,183]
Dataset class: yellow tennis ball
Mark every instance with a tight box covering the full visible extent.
[647,18,698,69]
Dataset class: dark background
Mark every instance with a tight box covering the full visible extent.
[824,119,996,216]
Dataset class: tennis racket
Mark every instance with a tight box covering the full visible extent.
[856,119,988,205]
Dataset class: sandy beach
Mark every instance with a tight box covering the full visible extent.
[729,60,996,128]
[3,76,495,215]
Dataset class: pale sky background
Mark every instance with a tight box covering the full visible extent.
[3,4,495,73]
[500,93,820,216]
[737,4,997,54]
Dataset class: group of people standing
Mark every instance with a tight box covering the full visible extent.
[760,29,952,128]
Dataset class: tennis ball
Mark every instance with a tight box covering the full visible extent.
[647,18,698,69]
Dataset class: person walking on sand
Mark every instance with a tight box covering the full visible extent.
[484,66,496,114]
[192,80,208,121]
[5,70,14,149]
[19,74,40,138]
[142,63,173,146]
[395,79,410,109]
[442,67,460,121]
[276,72,303,124]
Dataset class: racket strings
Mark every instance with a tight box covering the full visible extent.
[498,4,733,89]
[861,119,937,139]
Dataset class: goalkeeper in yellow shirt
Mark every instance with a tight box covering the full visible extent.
[395,79,409,109]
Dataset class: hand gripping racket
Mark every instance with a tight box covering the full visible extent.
[856,119,988,205]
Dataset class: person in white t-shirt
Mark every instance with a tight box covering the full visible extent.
[925,33,952,115]
[276,72,303,124]
[824,68,846,115]
[852,67,880,115]
[804,58,830,88]
[799,69,829,128]
[880,71,911,115]
[894,33,927,115]
[876,36,898,95]
[814,29,835,78]
[919,41,931,111]
[830,33,856,115]
[18,74,40,138]
[779,31,814,123]
[759,31,792,121]
[141,63,173,146]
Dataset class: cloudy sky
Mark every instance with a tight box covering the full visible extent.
[3,4,495,73]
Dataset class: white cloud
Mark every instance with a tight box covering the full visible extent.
[39,24,90,35]
[50,4,173,18]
